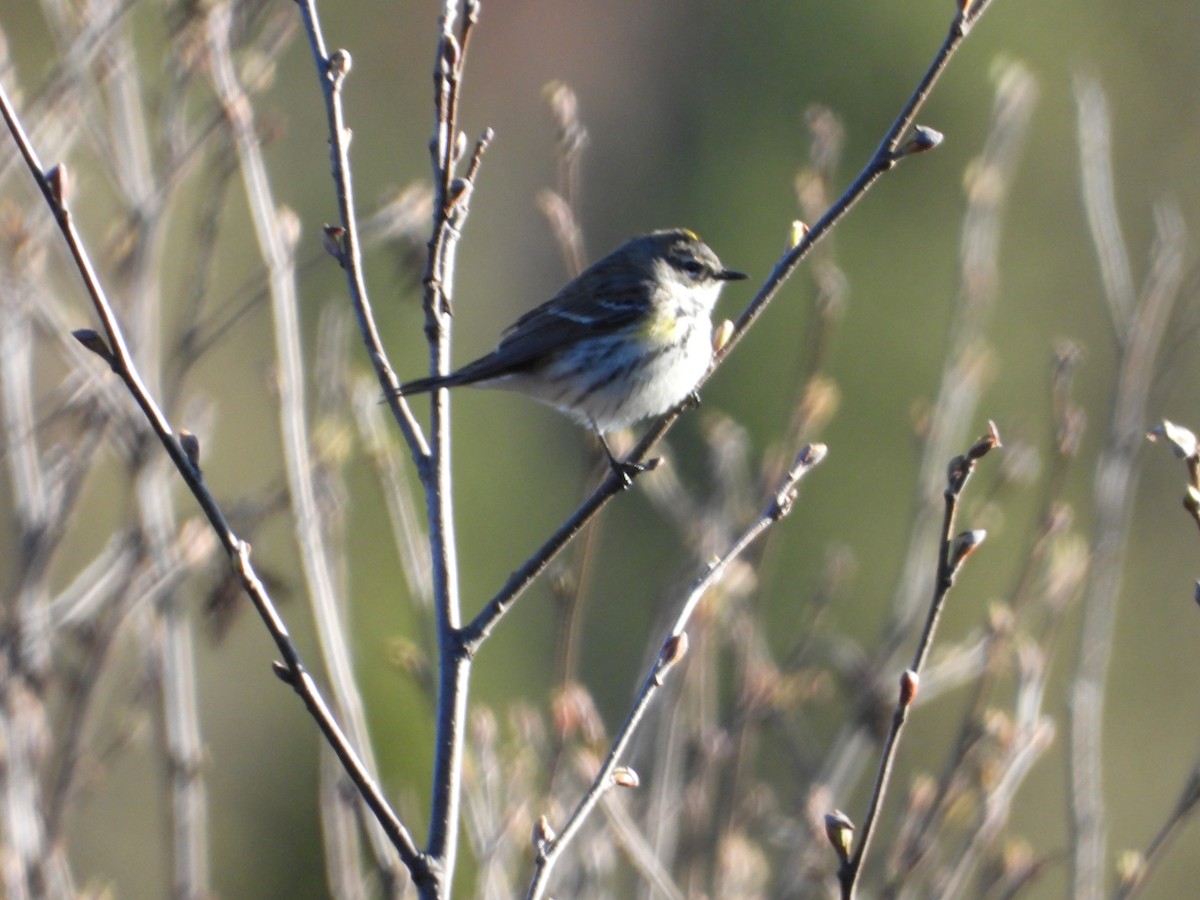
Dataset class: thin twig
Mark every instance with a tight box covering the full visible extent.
[884,59,1037,638]
[96,13,214,893]
[420,4,486,891]
[526,444,827,900]
[599,792,686,900]
[1123,426,1200,900]
[0,59,429,889]
[535,82,608,767]
[0,262,73,897]
[296,2,490,894]
[204,5,401,886]
[842,63,1041,894]
[294,1,429,462]
[933,648,1057,897]
[837,425,1000,899]
[807,54,1035,847]
[320,744,369,900]
[461,0,999,651]
[1113,755,1200,900]
[1068,77,1187,894]
[1074,74,1136,344]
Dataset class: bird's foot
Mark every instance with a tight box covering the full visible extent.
[607,454,661,489]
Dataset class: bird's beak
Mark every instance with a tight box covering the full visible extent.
[719,268,748,281]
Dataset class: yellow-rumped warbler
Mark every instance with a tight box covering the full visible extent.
[396,229,746,479]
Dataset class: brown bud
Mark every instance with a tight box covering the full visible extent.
[898,125,944,157]
[968,420,1003,459]
[532,815,555,855]
[46,163,70,207]
[712,319,734,354]
[824,809,855,864]
[72,328,117,371]
[611,767,640,789]
[949,529,987,572]
[899,669,919,707]
[179,429,201,476]
[322,225,347,266]
[327,49,352,82]
[655,633,689,685]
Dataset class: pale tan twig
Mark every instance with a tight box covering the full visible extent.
[527,445,827,899]
[1068,74,1188,897]
[837,425,1000,899]
[0,55,427,888]
[205,4,401,885]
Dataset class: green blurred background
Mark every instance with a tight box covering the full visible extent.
[4,0,1200,896]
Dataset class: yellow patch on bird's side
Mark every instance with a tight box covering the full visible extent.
[640,305,684,342]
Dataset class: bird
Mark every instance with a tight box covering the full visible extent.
[395,229,746,482]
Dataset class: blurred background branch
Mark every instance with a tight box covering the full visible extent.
[0,1,1197,898]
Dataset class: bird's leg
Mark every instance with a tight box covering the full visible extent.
[594,428,659,488]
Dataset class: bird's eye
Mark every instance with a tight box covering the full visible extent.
[681,257,706,279]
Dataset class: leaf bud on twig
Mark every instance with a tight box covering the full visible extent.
[655,633,689,685]
[899,669,919,707]
[898,124,944,157]
[179,429,201,476]
[46,163,70,207]
[532,815,555,856]
[824,809,855,865]
[72,328,117,371]
[611,767,640,789]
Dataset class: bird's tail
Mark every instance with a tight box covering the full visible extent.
[395,353,514,397]
[394,366,490,397]
[393,373,447,396]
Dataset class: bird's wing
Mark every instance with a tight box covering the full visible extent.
[495,295,641,361]
[434,257,645,385]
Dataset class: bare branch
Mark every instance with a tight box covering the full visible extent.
[0,50,428,888]
[527,445,827,899]
[462,0,1004,649]
[836,425,1000,899]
